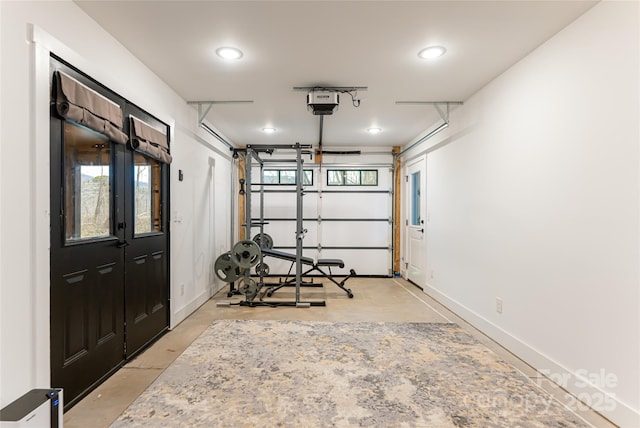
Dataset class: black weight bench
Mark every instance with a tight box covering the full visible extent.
[261,248,355,298]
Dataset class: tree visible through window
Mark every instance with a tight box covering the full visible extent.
[134,153,162,235]
[327,169,378,186]
[263,169,313,185]
[63,122,111,241]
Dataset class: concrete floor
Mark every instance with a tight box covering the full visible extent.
[64,278,616,428]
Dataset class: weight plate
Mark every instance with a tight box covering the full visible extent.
[214,251,241,283]
[237,277,258,297]
[255,262,270,276]
[252,233,274,249]
[232,240,261,268]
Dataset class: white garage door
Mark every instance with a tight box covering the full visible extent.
[250,162,393,276]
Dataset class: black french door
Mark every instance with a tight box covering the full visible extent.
[50,115,126,409]
[49,57,169,409]
[121,108,169,356]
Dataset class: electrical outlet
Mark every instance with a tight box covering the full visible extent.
[430,270,434,279]
[496,297,503,314]
[180,284,185,296]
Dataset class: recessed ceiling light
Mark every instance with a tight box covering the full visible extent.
[262,127,276,133]
[418,46,446,59]
[216,47,243,60]
[367,128,382,134]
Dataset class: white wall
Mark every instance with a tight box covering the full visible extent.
[170,125,232,324]
[0,0,232,408]
[402,2,639,426]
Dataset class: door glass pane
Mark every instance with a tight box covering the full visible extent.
[345,170,360,185]
[302,170,313,186]
[263,170,278,184]
[64,122,112,242]
[327,170,343,185]
[361,170,378,185]
[280,170,296,185]
[134,153,162,235]
[411,171,420,226]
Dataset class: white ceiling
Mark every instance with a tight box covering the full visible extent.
[75,0,597,148]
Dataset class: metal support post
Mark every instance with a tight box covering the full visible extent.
[244,147,253,241]
[295,143,304,303]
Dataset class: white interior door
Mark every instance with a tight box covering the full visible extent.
[406,157,427,286]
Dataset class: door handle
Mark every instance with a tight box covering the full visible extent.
[420,229,424,233]
[117,240,129,248]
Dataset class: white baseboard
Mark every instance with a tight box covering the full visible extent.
[170,287,213,329]
[422,282,640,428]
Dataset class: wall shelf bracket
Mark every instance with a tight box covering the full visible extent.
[395,101,463,124]
[394,101,464,157]
[187,100,254,126]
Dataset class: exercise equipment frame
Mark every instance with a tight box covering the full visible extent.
[233,143,327,307]
[226,143,357,306]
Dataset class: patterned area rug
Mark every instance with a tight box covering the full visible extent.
[112,320,588,427]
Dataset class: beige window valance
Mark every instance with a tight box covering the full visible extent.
[54,71,128,144]
[129,116,172,164]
